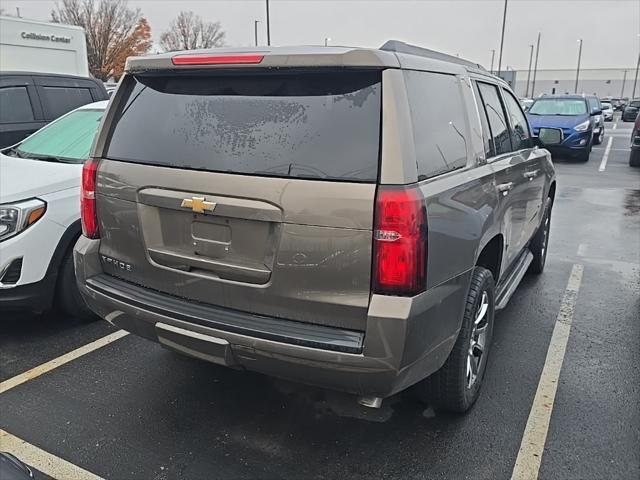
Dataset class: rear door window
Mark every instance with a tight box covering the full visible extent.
[105,71,382,182]
[403,70,469,180]
[0,86,35,123]
[477,82,512,155]
[502,89,533,150]
[40,86,94,119]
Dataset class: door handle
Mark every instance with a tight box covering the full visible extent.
[497,182,514,195]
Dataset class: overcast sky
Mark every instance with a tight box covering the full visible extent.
[2,0,639,70]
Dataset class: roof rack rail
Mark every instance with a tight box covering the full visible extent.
[380,40,486,71]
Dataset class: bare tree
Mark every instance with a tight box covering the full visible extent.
[52,0,151,80]
[160,11,225,52]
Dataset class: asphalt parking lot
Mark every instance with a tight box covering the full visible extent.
[1,115,639,480]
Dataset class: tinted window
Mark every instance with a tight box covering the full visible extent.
[404,70,468,180]
[528,98,587,115]
[16,109,103,163]
[477,82,512,155]
[41,86,93,119]
[472,81,495,159]
[502,89,533,150]
[601,102,612,109]
[105,71,381,182]
[0,87,34,123]
[629,101,640,108]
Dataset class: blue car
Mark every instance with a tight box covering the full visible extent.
[527,95,596,162]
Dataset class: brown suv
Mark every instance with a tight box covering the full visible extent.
[74,41,558,412]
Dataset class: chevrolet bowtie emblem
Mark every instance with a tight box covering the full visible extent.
[180,196,216,214]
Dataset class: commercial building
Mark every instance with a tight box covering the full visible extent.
[512,68,638,99]
[0,15,89,76]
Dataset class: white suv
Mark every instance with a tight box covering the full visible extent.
[0,100,107,318]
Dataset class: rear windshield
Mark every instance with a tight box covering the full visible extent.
[528,98,588,116]
[16,109,104,163]
[630,101,640,107]
[104,70,381,182]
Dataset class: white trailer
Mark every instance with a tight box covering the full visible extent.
[0,16,89,77]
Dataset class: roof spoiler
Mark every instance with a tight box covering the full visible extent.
[380,40,486,71]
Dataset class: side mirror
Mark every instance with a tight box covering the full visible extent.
[536,127,563,146]
[592,109,602,115]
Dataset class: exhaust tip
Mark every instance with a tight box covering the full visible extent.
[357,396,383,409]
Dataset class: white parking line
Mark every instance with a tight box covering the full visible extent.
[0,429,103,480]
[612,123,617,129]
[0,330,129,394]
[511,264,584,480]
[598,136,613,172]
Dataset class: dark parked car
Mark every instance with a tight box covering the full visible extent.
[75,41,558,413]
[0,72,108,148]
[630,115,640,167]
[622,99,640,122]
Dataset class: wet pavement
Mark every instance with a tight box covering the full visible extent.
[1,117,639,480]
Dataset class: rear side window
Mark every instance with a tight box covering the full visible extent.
[477,82,512,156]
[105,71,382,182]
[0,86,34,123]
[502,89,533,150]
[403,70,468,180]
[41,86,94,119]
[472,82,495,159]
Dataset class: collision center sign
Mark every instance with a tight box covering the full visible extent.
[21,31,71,43]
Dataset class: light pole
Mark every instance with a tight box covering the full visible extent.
[621,69,627,99]
[497,0,508,75]
[574,39,583,94]
[265,0,271,46]
[525,44,534,97]
[531,32,541,97]
[254,20,260,47]
[324,37,331,47]
[490,49,496,73]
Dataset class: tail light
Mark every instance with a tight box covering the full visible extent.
[373,185,426,296]
[81,159,100,239]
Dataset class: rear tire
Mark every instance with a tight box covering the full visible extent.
[416,267,495,413]
[528,198,552,274]
[56,249,97,321]
[630,150,640,167]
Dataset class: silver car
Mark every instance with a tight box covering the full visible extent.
[601,102,614,121]
[74,41,558,413]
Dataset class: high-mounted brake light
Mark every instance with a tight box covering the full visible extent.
[81,158,100,239]
[373,186,426,296]
[171,54,265,66]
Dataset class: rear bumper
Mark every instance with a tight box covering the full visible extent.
[74,236,469,398]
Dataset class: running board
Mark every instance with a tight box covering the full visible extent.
[495,250,533,310]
